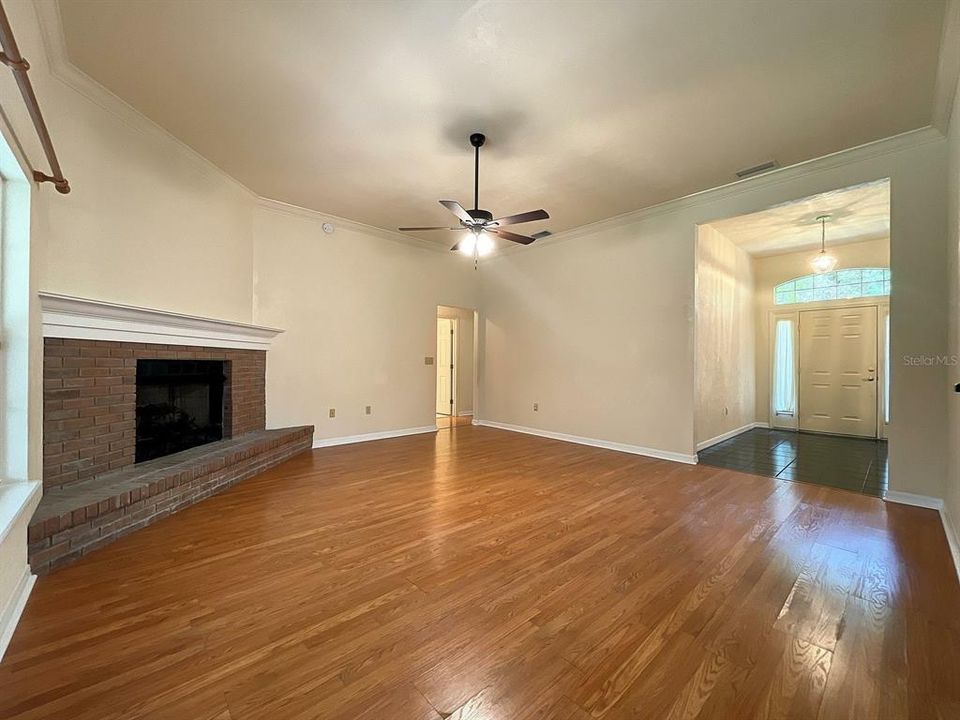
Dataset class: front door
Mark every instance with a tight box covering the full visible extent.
[798,306,878,437]
[436,318,454,416]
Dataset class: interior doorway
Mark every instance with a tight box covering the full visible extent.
[694,178,891,496]
[436,305,477,429]
[436,317,454,417]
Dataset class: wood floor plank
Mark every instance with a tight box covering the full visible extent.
[0,425,956,719]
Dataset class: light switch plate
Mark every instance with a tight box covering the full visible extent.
[329,408,336,418]
[425,356,435,365]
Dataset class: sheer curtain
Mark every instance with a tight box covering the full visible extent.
[772,319,796,416]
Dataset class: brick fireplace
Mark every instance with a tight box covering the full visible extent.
[30,293,313,574]
[43,339,266,488]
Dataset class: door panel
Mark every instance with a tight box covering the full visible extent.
[436,318,453,416]
[798,307,877,437]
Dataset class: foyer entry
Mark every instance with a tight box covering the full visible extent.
[798,306,878,438]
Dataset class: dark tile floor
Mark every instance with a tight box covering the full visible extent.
[698,428,888,497]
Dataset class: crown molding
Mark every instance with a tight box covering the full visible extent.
[32,0,951,264]
[39,292,284,350]
[932,0,960,132]
[488,125,945,261]
[33,0,256,201]
[31,0,452,256]
[255,197,450,254]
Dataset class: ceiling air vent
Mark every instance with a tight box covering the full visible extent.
[530,230,552,240]
[736,160,780,179]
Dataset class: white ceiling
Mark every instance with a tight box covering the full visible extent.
[56,0,944,245]
[707,179,890,257]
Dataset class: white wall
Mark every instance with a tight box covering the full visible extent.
[438,305,475,415]
[480,130,949,496]
[753,237,890,423]
[695,224,755,447]
[252,207,478,442]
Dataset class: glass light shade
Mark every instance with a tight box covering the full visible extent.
[458,234,477,256]
[810,251,838,274]
[476,232,494,256]
[459,232,494,257]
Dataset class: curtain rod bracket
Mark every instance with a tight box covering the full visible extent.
[33,170,70,194]
[0,0,70,195]
[0,51,27,70]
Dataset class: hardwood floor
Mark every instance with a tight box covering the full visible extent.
[1,425,958,719]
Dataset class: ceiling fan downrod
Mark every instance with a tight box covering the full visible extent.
[470,132,484,211]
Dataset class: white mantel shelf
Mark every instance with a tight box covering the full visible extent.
[39,293,284,351]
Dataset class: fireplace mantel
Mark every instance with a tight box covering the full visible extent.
[39,292,283,351]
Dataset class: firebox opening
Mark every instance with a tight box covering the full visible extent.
[135,359,226,463]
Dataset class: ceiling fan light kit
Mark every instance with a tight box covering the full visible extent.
[399,132,549,263]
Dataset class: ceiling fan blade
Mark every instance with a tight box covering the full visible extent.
[398,226,460,231]
[440,200,473,224]
[450,240,463,252]
[491,209,549,227]
[491,229,536,245]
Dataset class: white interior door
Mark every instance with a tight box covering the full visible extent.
[798,306,878,437]
[436,318,454,416]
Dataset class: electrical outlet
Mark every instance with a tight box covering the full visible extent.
[533,402,539,412]
[365,405,372,415]
[329,408,336,418]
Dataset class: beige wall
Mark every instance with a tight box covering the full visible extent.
[438,305,475,415]
[480,131,949,494]
[0,2,481,457]
[0,2,254,324]
[753,237,890,424]
[695,224,755,446]
[479,211,697,461]
[946,57,960,531]
[252,208,478,442]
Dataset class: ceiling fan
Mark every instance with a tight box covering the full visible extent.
[399,133,549,257]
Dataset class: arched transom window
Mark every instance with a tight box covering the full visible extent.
[774,267,890,305]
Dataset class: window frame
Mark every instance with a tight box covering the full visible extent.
[773,267,890,306]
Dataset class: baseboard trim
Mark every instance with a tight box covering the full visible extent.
[475,420,697,465]
[312,426,437,449]
[883,490,944,510]
[941,506,960,584]
[0,567,35,661]
[884,490,960,582]
[696,422,767,452]
[457,411,474,418]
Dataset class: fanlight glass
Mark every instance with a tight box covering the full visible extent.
[774,268,890,305]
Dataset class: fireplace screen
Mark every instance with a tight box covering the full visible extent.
[135,359,226,463]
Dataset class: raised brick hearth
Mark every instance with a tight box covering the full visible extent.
[36,319,312,574]
[44,338,267,488]
[29,426,313,574]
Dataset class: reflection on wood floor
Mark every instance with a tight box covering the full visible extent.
[0,425,957,719]
[436,414,473,429]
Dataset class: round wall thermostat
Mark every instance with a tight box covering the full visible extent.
[322,222,335,234]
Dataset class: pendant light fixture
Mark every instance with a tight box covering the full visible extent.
[810,214,838,274]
